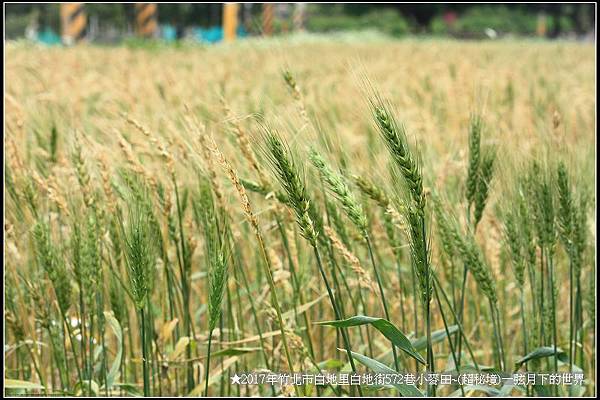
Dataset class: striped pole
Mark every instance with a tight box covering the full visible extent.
[223,3,239,42]
[293,3,306,32]
[262,3,274,36]
[60,3,86,45]
[135,3,158,38]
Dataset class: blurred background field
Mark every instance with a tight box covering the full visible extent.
[5,3,596,44]
[4,3,596,398]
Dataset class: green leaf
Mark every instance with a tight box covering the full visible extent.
[316,315,425,364]
[339,349,423,397]
[4,379,44,390]
[444,363,495,374]
[412,325,458,351]
[112,382,143,396]
[315,358,345,371]
[104,311,123,389]
[75,380,100,396]
[208,347,261,358]
[515,346,573,397]
[514,346,568,369]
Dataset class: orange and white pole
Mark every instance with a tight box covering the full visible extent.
[135,3,158,38]
[60,3,86,44]
[262,4,274,36]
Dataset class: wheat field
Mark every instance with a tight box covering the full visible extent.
[4,36,596,397]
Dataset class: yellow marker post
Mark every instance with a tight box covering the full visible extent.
[262,3,274,36]
[223,3,239,42]
[60,3,86,45]
[135,3,158,38]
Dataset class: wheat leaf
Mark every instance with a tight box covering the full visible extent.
[317,315,425,364]
[339,349,424,397]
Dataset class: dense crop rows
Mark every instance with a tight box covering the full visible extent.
[4,38,595,397]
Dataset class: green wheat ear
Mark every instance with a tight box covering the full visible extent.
[556,161,574,251]
[208,239,229,332]
[432,194,457,264]
[309,148,368,234]
[473,146,496,228]
[529,162,557,250]
[370,98,425,213]
[260,128,319,245]
[572,188,589,278]
[197,177,230,332]
[123,202,156,310]
[82,211,101,305]
[516,188,537,272]
[450,219,498,305]
[405,203,433,305]
[503,207,525,288]
[371,96,432,300]
[352,173,390,209]
[109,272,126,324]
[33,221,72,314]
[466,114,483,209]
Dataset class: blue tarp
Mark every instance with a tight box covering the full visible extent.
[37,28,62,45]
[192,25,247,43]
[32,25,248,45]
[161,24,177,41]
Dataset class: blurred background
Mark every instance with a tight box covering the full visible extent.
[4,3,596,45]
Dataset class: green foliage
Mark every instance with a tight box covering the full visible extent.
[457,6,538,35]
[307,8,411,37]
[5,13,34,39]
[429,6,575,36]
